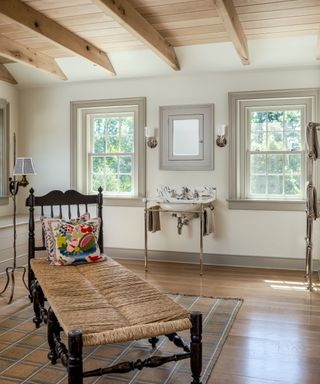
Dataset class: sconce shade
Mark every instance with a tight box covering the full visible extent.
[145,126,155,138]
[217,124,226,136]
[13,157,36,176]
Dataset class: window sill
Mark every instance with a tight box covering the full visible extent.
[103,196,144,207]
[228,199,305,211]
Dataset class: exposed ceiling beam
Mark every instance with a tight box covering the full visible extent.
[92,0,180,70]
[0,64,17,85]
[0,0,115,75]
[0,56,14,65]
[214,0,249,65]
[0,35,67,80]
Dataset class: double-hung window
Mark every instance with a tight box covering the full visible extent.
[229,89,319,210]
[71,98,146,206]
[0,99,9,205]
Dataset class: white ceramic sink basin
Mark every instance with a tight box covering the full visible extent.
[160,202,201,212]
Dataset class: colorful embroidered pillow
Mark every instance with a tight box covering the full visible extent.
[50,217,105,265]
[41,213,90,260]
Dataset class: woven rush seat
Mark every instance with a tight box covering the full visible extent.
[31,257,191,346]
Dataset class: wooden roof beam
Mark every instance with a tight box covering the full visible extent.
[0,35,67,80]
[92,0,180,70]
[214,0,249,65]
[0,64,17,85]
[0,0,115,75]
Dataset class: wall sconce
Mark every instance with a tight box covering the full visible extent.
[145,126,158,148]
[216,124,227,147]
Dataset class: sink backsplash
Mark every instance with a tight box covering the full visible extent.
[157,185,216,200]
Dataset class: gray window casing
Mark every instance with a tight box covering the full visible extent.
[228,89,319,211]
[70,97,146,207]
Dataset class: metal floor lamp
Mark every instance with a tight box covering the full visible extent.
[0,135,36,304]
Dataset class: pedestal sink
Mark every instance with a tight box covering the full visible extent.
[159,197,215,212]
[159,201,201,212]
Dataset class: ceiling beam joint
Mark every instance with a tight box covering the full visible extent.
[93,0,180,71]
[214,0,249,65]
[0,0,116,75]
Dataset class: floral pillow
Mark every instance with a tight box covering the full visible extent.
[50,217,106,265]
[41,213,90,261]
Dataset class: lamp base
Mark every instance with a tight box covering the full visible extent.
[0,266,28,304]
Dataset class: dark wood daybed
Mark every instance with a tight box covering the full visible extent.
[26,188,203,384]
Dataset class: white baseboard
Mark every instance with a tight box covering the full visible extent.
[106,247,319,271]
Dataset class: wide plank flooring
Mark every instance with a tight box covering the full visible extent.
[0,260,319,384]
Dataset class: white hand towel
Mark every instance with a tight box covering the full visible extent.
[306,122,320,159]
[306,182,319,220]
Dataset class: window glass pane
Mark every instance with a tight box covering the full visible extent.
[119,116,134,153]
[285,154,301,174]
[106,174,119,192]
[106,117,120,153]
[267,111,284,131]
[250,111,267,132]
[106,156,118,174]
[267,175,283,195]
[267,154,283,174]
[250,132,266,151]
[93,118,106,153]
[284,175,301,195]
[90,113,136,196]
[250,175,266,194]
[91,173,106,192]
[285,111,301,130]
[250,154,266,174]
[119,156,132,173]
[285,131,301,151]
[268,131,283,150]
[119,175,132,193]
[92,156,105,173]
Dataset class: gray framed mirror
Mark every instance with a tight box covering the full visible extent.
[160,104,214,170]
[0,98,9,204]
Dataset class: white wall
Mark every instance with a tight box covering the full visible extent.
[18,67,320,262]
[0,82,19,217]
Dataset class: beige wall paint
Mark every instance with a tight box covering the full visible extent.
[18,67,320,261]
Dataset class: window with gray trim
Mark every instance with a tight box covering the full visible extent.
[70,98,146,206]
[228,89,319,211]
[0,99,9,205]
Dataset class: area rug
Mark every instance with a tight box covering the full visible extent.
[0,294,242,384]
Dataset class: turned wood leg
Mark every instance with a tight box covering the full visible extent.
[47,307,59,364]
[148,337,159,349]
[31,280,47,328]
[68,330,83,384]
[31,280,41,328]
[190,312,202,384]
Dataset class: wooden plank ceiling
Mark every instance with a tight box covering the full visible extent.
[0,0,319,83]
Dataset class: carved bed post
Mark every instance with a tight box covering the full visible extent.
[97,186,104,253]
[68,330,83,384]
[190,311,202,384]
[27,188,35,301]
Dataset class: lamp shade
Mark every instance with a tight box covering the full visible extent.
[145,126,155,138]
[13,157,36,176]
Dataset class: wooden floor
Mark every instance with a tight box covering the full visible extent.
[0,260,320,384]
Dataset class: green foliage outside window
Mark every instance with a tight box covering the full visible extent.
[90,113,134,195]
[249,110,302,197]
